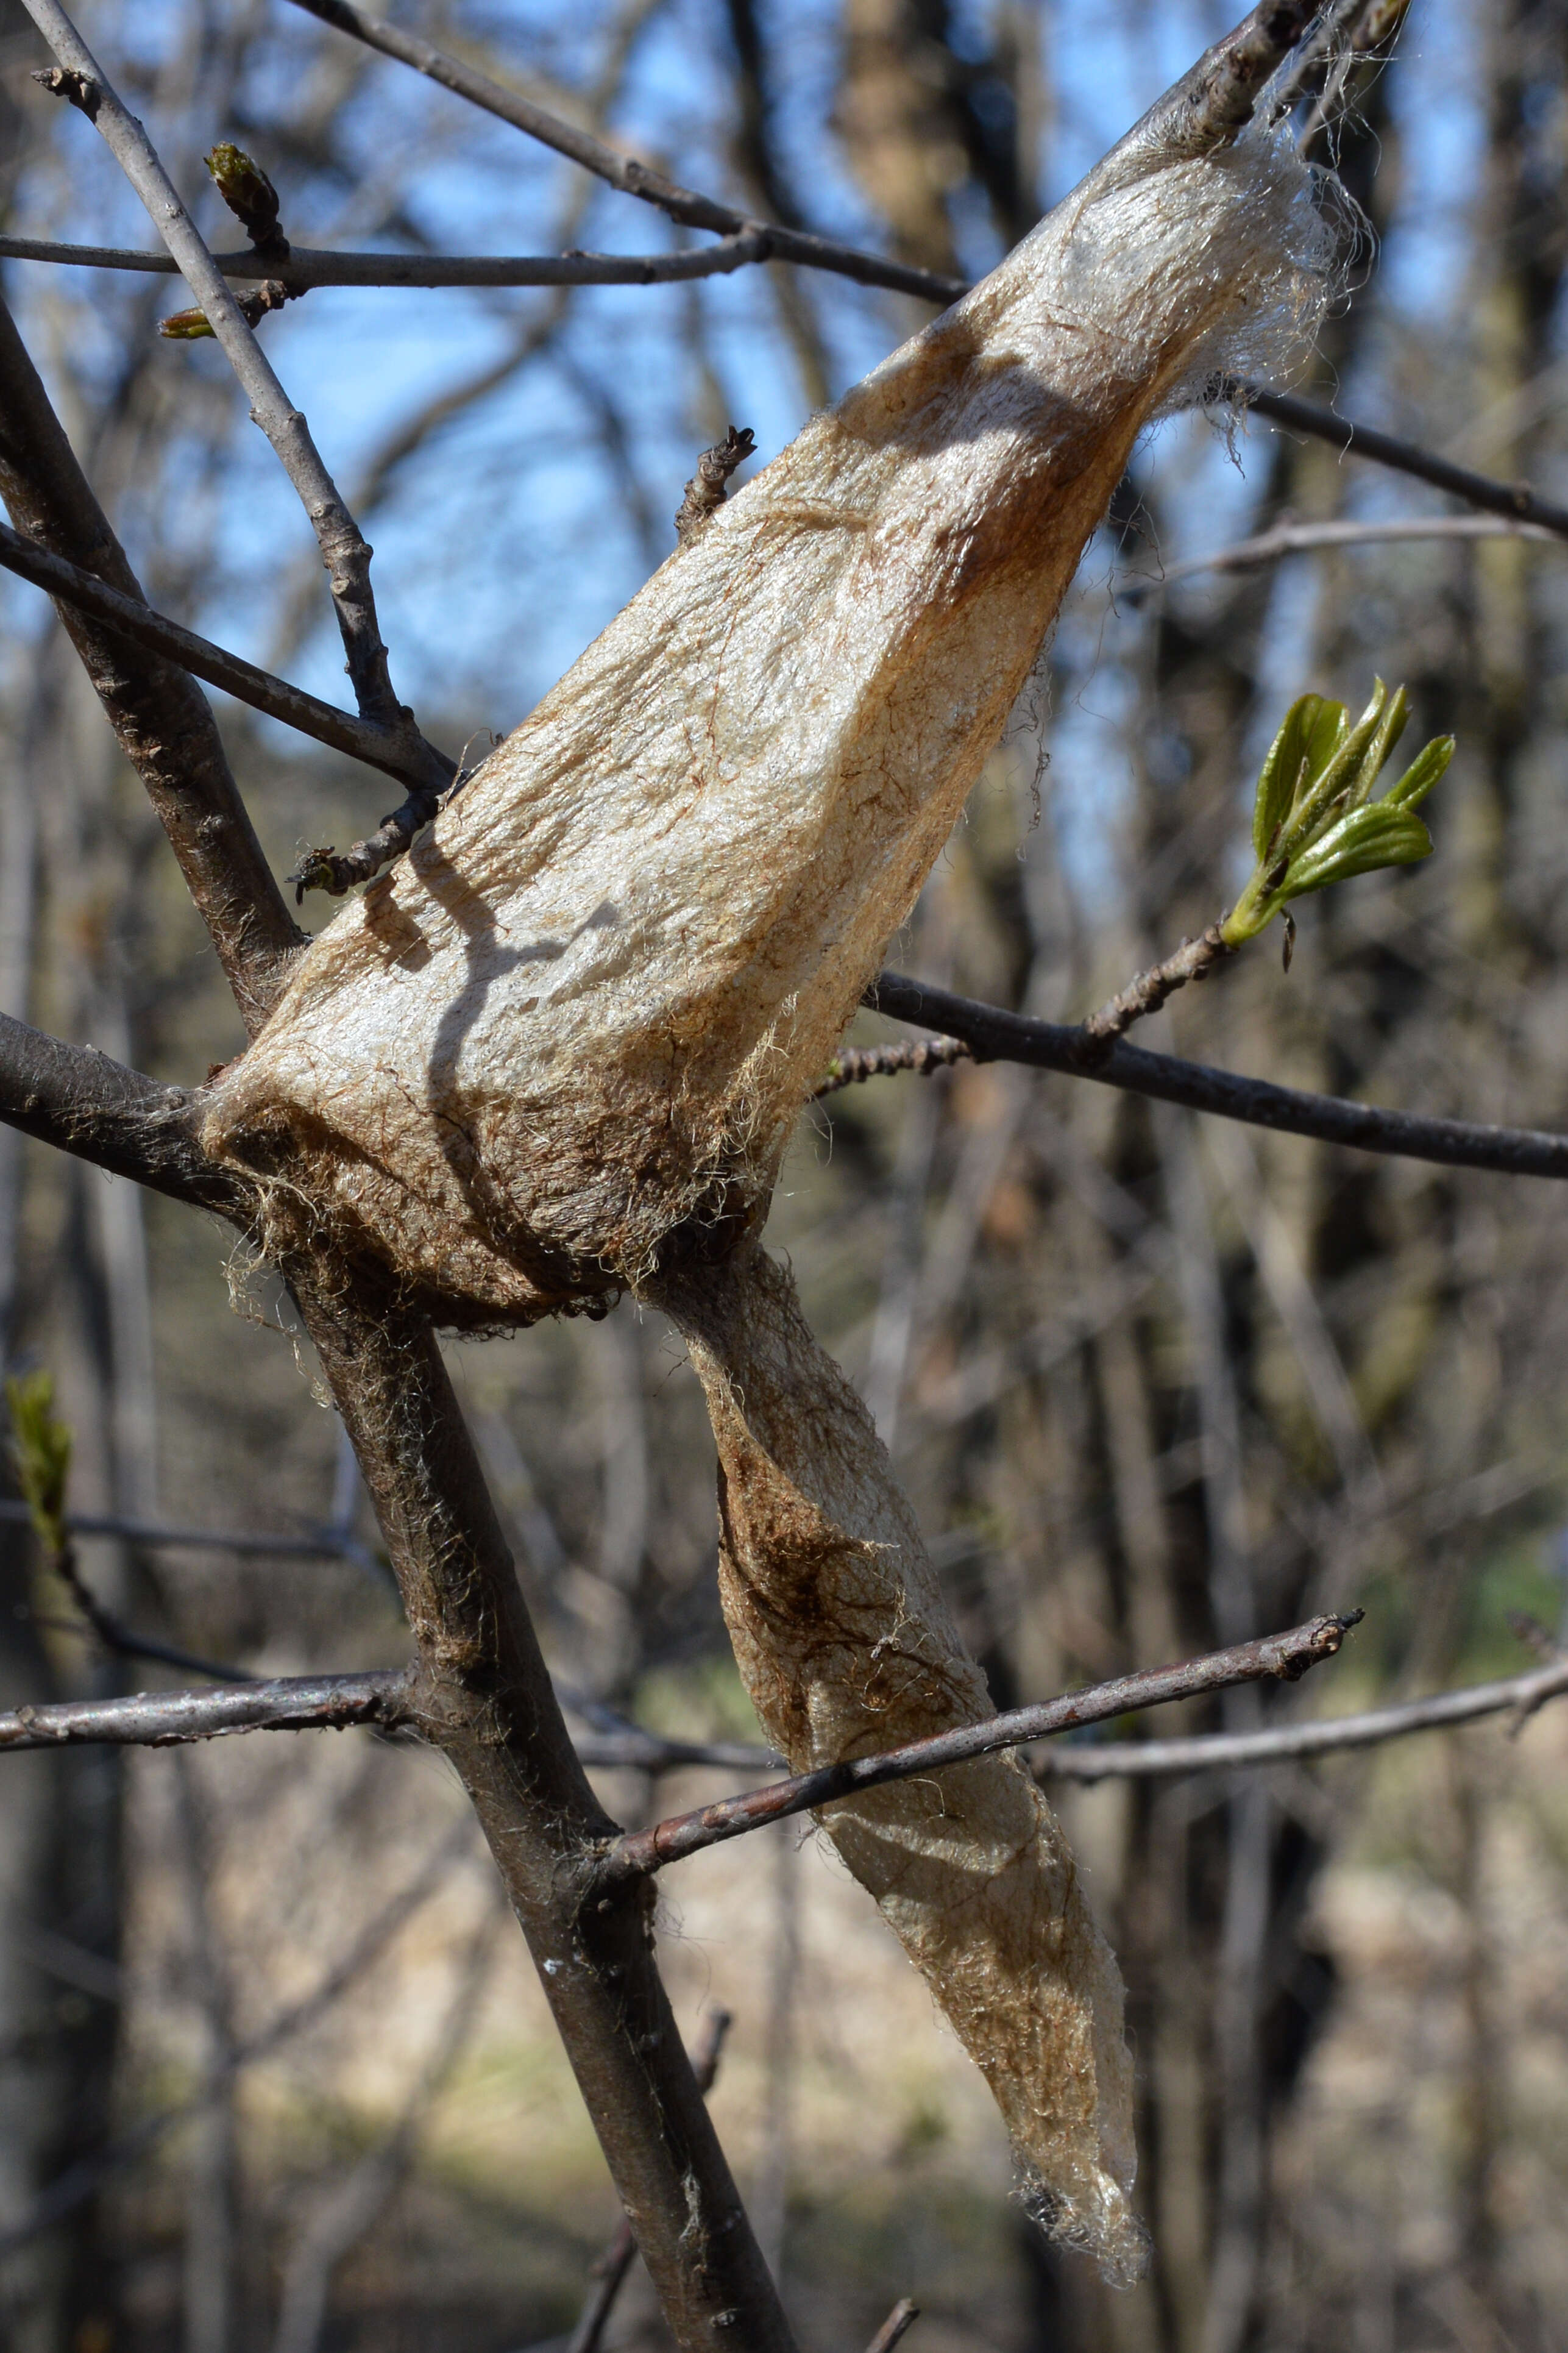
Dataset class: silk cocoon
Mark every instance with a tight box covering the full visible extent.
[660,1248,1147,2280]
[203,119,1333,1325]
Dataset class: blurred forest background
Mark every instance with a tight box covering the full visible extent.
[2,2,1568,2351]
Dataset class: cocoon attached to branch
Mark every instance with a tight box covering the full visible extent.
[205,15,1339,2280]
[658,1248,1146,2280]
[204,107,1335,1327]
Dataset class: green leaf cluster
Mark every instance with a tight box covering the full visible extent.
[1221,680,1454,950]
[5,1369,71,1559]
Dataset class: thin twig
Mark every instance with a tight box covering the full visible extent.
[864,2301,920,2353]
[0,519,456,791]
[862,972,1568,1182]
[0,231,776,288]
[814,1036,973,1095]
[674,427,756,547]
[1233,381,1568,543]
[1117,513,1557,604]
[0,1668,415,1751]
[1034,1657,1568,1775]
[21,0,442,764]
[1075,922,1234,1058]
[562,2008,733,2353]
[598,1613,1361,1881]
[37,1540,255,1685]
[283,0,965,305]
[0,1497,381,1564]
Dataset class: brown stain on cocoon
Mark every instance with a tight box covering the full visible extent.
[202,119,1334,1327]
[658,1248,1146,2280]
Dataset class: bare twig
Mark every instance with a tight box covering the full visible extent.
[1118,513,1557,603]
[0,231,776,289]
[34,1542,255,1686]
[599,1613,1362,1881]
[814,1036,973,1096]
[0,519,456,791]
[1035,1657,1568,1775]
[562,2009,734,2353]
[0,1497,381,1564]
[1233,381,1568,543]
[0,1669,414,1751]
[862,972,1568,1182]
[674,427,756,547]
[1075,922,1235,1058]
[21,0,441,764]
[864,2301,920,2353]
[283,0,963,305]
[0,294,301,1028]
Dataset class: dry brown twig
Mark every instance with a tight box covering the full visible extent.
[864,2301,920,2353]
[675,427,757,547]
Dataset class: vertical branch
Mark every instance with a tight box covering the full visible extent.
[287,1269,796,2353]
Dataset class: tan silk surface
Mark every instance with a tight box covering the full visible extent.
[662,1249,1147,2281]
[203,121,1331,1328]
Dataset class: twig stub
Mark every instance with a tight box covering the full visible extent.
[675,425,756,547]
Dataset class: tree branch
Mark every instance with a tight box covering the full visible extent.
[814,1036,974,1095]
[282,0,965,305]
[861,972,1568,1181]
[1121,513,1558,602]
[0,230,776,289]
[560,2007,734,2353]
[865,2301,921,2353]
[599,1613,1362,1881]
[0,1669,412,1751]
[1233,381,1568,542]
[287,1269,796,2353]
[0,292,301,1030]
[0,1012,252,1216]
[21,0,442,764]
[0,519,456,791]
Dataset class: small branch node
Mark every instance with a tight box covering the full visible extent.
[30,63,98,114]
[675,425,756,547]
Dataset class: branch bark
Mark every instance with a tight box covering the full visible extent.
[863,972,1568,1180]
[0,293,300,1030]
[286,1267,795,2353]
[0,232,776,289]
[601,1613,1361,1880]
[0,1013,253,1216]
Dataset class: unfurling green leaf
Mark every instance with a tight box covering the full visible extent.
[5,1369,72,1559]
[1221,679,1455,955]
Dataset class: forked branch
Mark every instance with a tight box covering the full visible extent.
[862,972,1568,1180]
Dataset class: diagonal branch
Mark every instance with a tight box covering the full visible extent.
[599,1612,1362,1881]
[1120,513,1559,601]
[21,0,442,768]
[0,1012,253,1217]
[0,521,456,789]
[861,972,1568,1181]
[1234,381,1568,541]
[0,293,301,1030]
[283,0,963,304]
